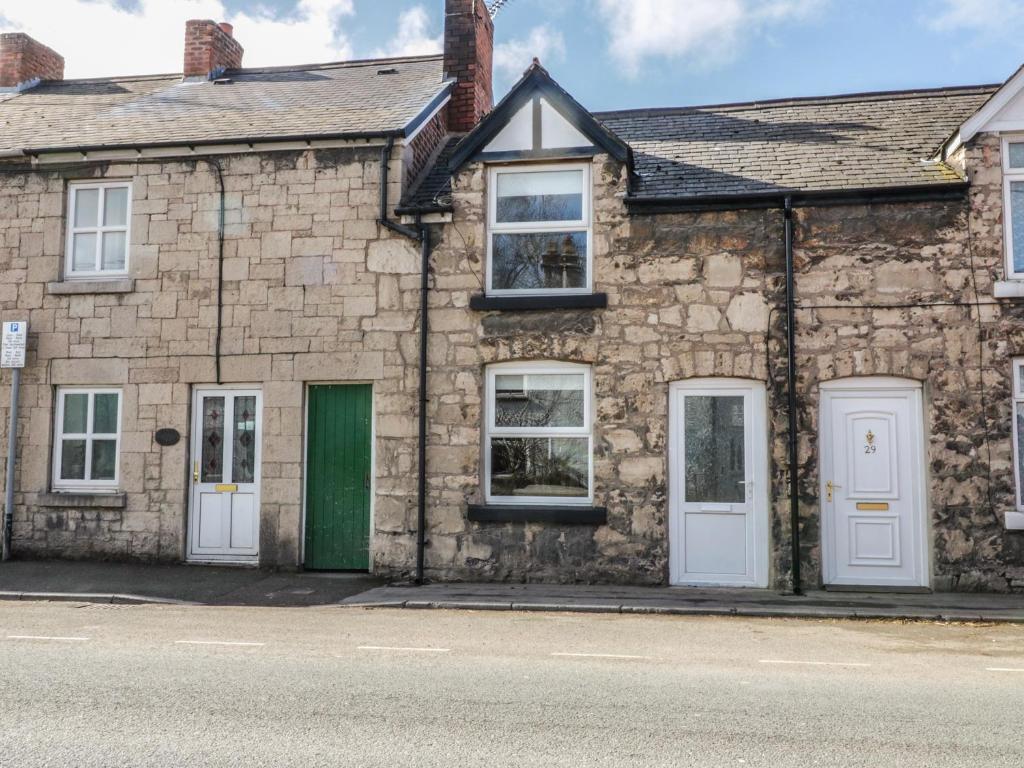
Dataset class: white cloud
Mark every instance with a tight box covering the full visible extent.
[595,0,824,76]
[928,0,1024,33]
[0,0,356,78]
[493,24,566,85]
[372,6,442,58]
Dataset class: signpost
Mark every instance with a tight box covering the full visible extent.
[2,320,27,561]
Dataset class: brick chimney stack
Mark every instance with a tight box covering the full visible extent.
[0,33,63,91]
[183,19,243,80]
[443,0,494,132]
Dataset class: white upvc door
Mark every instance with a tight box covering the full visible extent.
[187,388,261,563]
[820,379,928,588]
[669,379,768,587]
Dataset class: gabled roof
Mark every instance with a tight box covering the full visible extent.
[959,63,1024,142]
[0,55,451,154]
[447,60,631,170]
[598,84,995,200]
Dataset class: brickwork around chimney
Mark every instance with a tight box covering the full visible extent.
[443,0,494,132]
[183,20,243,79]
[0,33,64,89]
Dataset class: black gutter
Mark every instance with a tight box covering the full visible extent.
[783,196,801,596]
[375,138,431,583]
[198,158,227,384]
[625,182,969,214]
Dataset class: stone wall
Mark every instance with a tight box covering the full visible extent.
[420,148,1024,590]
[0,144,424,566]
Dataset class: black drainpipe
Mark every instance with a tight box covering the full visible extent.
[376,138,430,583]
[199,158,226,384]
[783,196,802,595]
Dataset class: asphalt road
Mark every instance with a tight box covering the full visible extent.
[0,602,1021,767]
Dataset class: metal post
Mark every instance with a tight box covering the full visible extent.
[3,366,21,561]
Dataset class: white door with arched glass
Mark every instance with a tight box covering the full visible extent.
[669,379,768,587]
[820,378,928,588]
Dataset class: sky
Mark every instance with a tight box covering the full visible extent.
[2,0,1024,111]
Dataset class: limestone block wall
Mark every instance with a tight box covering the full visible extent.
[421,149,1024,590]
[0,144,424,567]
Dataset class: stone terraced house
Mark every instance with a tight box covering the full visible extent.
[1,0,1023,593]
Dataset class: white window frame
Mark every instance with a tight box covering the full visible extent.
[486,163,592,296]
[1011,359,1024,510]
[1001,137,1024,280]
[484,361,593,506]
[65,181,132,279]
[52,387,122,491]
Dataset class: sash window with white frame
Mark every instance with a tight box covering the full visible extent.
[66,181,131,278]
[52,388,122,490]
[485,362,592,504]
[1011,359,1024,509]
[1003,140,1024,279]
[487,164,591,295]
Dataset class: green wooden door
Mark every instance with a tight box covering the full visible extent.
[305,384,372,570]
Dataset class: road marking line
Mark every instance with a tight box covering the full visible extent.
[759,659,870,667]
[551,652,651,660]
[357,646,450,653]
[986,667,1024,673]
[174,640,265,647]
[6,635,90,642]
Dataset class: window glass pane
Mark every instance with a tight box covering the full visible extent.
[494,373,585,428]
[496,170,583,223]
[72,233,97,272]
[103,186,128,226]
[73,188,99,227]
[62,393,88,433]
[490,437,588,499]
[60,439,87,480]
[684,395,746,504]
[93,394,118,434]
[1012,181,1024,274]
[201,396,225,484]
[232,395,256,484]
[492,231,587,291]
[1009,143,1024,169]
[101,231,127,271]
[91,439,117,481]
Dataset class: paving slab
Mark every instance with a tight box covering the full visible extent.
[341,582,1024,622]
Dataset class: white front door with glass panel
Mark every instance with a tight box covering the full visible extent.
[820,380,927,588]
[187,388,261,563]
[669,380,768,587]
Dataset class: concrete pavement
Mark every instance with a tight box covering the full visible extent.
[0,600,1022,766]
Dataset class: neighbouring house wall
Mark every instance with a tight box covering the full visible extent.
[0,145,425,566]
[418,149,1024,590]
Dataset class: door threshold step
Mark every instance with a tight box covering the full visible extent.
[824,585,932,594]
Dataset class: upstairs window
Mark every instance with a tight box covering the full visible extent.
[484,362,592,505]
[1004,141,1024,279]
[487,164,591,295]
[66,182,131,278]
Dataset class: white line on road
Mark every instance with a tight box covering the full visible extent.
[174,640,265,647]
[6,635,90,642]
[986,667,1024,673]
[551,652,651,660]
[759,659,871,667]
[357,646,450,653]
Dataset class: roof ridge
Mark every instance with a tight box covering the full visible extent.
[594,83,1001,118]
[28,53,443,86]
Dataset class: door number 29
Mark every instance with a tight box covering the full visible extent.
[864,430,877,454]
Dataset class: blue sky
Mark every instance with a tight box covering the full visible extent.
[3,1,1024,110]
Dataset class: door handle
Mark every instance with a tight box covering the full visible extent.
[193,461,199,482]
[826,480,841,502]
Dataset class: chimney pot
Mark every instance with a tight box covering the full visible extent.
[218,23,233,38]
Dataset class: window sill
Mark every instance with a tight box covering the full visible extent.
[467,504,607,524]
[469,293,608,312]
[993,281,1024,298]
[1007,511,1024,531]
[46,278,134,295]
[38,492,126,509]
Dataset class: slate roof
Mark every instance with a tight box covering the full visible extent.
[595,85,998,199]
[0,55,448,154]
